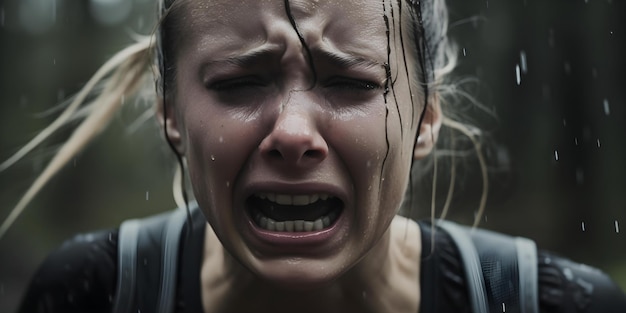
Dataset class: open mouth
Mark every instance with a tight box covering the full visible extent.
[247,193,344,232]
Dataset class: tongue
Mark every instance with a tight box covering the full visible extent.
[249,197,338,222]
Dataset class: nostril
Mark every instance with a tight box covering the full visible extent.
[303,150,324,159]
[268,149,282,159]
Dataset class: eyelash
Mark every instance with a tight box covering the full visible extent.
[208,77,266,91]
[325,77,381,91]
[207,77,381,94]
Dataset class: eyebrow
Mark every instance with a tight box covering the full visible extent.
[204,46,278,69]
[311,48,383,71]
[204,45,383,72]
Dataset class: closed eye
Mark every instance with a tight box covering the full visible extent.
[324,77,382,91]
[207,76,267,91]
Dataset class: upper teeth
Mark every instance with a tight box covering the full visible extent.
[255,193,330,205]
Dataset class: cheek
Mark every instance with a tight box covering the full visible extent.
[181,103,265,232]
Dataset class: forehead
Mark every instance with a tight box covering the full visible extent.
[176,0,390,61]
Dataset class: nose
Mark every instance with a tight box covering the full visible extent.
[259,102,328,168]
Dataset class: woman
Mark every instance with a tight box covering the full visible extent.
[8,0,626,312]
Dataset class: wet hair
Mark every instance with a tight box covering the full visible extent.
[0,0,487,238]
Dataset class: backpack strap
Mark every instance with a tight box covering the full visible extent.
[112,206,190,313]
[437,220,539,313]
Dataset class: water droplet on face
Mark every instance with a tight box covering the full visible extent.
[603,99,610,115]
[515,65,521,85]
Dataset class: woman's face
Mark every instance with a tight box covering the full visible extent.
[166,0,436,287]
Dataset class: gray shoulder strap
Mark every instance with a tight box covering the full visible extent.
[156,208,188,313]
[112,208,188,313]
[437,220,489,313]
[112,219,140,313]
[437,220,539,313]
[515,237,539,313]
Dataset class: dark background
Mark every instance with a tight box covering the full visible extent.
[0,0,625,311]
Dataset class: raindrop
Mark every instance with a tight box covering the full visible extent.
[362,291,367,299]
[219,136,224,143]
[462,48,467,56]
[563,268,574,280]
[548,28,555,47]
[596,139,601,148]
[108,232,114,243]
[581,221,586,232]
[615,220,620,233]
[562,118,567,126]
[515,65,521,85]
[610,31,613,35]
[603,99,610,115]
[486,1,489,8]
[574,137,578,145]
[53,58,56,65]
[226,181,230,187]
[576,168,584,184]
[210,155,215,161]
[564,62,571,74]
[143,258,148,266]
[502,302,506,312]
[520,51,527,74]
[145,191,149,200]
[554,150,559,161]
[484,215,488,222]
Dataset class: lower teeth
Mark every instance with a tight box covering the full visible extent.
[255,211,337,232]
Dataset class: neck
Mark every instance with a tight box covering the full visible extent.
[200,216,422,313]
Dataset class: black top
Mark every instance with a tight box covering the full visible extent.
[18,218,626,313]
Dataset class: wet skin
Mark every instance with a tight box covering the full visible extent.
[160,0,441,312]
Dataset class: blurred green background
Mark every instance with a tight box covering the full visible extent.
[0,0,625,311]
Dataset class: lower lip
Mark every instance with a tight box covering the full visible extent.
[245,211,346,249]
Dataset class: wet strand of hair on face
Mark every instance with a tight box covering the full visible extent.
[283,0,317,89]
[378,1,392,200]
[385,0,404,142]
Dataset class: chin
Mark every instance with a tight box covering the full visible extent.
[253,257,346,291]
